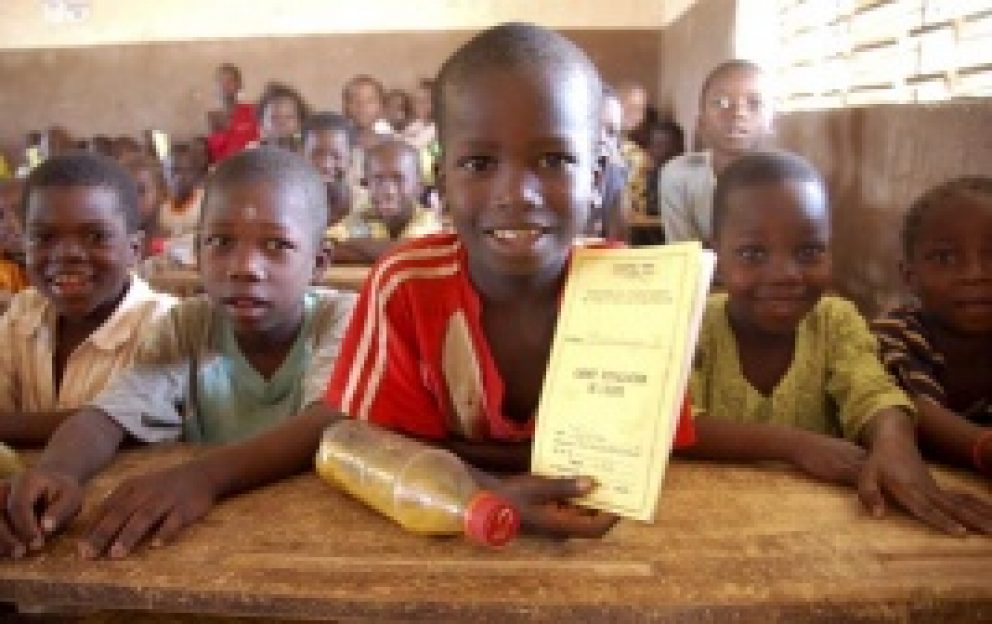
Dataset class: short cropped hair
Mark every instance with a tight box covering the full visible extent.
[700,59,765,104]
[257,82,310,124]
[302,112,355,149]
[202,146,328,247]
[433,22,603,145]
[902,176,992,258]
[712,149,824,240]
[364,138,422,178]
[217,63,242,84]
[342,74,385,104]
[22,150,140,232]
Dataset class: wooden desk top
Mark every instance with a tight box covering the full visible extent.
[1,447,990,622]
[146,265,371,296]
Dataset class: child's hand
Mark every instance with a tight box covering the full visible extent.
[492,474,619,539]
[859,411,992,535]
[2,468,84,557]
[78,462,217,559]
[787,432,867,486]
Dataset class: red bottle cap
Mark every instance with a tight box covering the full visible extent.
[464,491,520,548]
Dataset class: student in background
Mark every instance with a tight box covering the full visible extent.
[644,119,685,220]
[384,88,413,133]
[0,179,28,298]
[593,85,629,240]
[257,82,309,153]
[327,139,441,264]
[0,24,698,556]
[615,82,651,218]
[160,142,205,238]
[402,78,438,151]
[659,60,775,245]
[0,148,356,559]
[207,63,260,163]
[342,74,393,151]
[124,155,169,259]
[873,177,992,477]
[0,152,175,446]
[303,112,358,232]
[684,150,992,534]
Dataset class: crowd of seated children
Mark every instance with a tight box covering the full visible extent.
[384,88,413,133]
[0,23,695,558]
[207,63,260,163]
[0,152,176,447]
[0,19,988,566]
[326,138,441,264]
[659,59,774,245]
[0,147,356,559]
[124,155,169,259]
[873,177,992,477]
[256,82,309,153]
[402,78,438,151]
[682,149,992,534]
[643,118,685,219]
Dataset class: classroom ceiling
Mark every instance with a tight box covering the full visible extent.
[0,0,698,49]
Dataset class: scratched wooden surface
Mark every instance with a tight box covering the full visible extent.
[1,446,991,623]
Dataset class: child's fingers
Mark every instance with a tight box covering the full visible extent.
[888,485,965,536]
[0,485,26,558]
[520,476,596,504]
[105,500,172,559]
[6,476,49,548]
[39,483,82,537]
[150,509,187,548]
[79,487,144,559]
[932,491,992,535]
[856,463,886,518]
[535,506,618,539]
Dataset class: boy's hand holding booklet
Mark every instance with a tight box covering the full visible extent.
[532,242,715,522]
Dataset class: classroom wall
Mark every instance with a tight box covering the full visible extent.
[777,99,992,316]
[657,0,736,146]
[0,29,660,154]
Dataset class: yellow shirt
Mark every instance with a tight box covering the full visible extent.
[325,203,442,243]
[621,140,649,216]
[0,276,176,412]
[690,293,913,440]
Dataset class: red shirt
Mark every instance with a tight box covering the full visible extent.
[207,102,260,163]
[326,234,696,448]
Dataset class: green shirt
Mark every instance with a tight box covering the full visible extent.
[690,293,913,440]
[92,288,356,444]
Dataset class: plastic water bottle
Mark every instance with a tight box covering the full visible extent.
[316,420,520,547]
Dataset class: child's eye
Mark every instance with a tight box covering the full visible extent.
[456,155,495,173]
[202,234,232,249]
[795,244,826,264]
[925,249,957,266]
[735,246,767,263]
[85,230,112,245]
[26,230,53,246]
[537,152,577,170]
[263,238,295,252]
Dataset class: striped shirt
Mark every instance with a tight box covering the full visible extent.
[326,233,696,446]
[0,276,176,413]
[873,306,992,424]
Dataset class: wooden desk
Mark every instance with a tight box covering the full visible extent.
[1,447,990,622]
[146,265,371,297]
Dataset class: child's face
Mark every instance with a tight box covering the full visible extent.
[217,69,240,103]
[262,97,301,141]
[305,129,352,224]
[717,178,831,336]
[198,180,324,340]
[133,168,165,228]
[167,152,201,200]
[367,146,422,234]
[346,82,383,130]
[413,85,432,121]
[440,69,601,290]
[24,186,140,319]
[648,128,682,169]
[619,85,647,134]
[903,194,992,335]
[385,93,409,129]
[600,95,623,165]
[698,68,774,157]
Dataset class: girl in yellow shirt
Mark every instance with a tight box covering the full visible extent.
[682,150,992,535]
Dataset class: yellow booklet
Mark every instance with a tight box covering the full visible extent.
[532,242,714,522]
